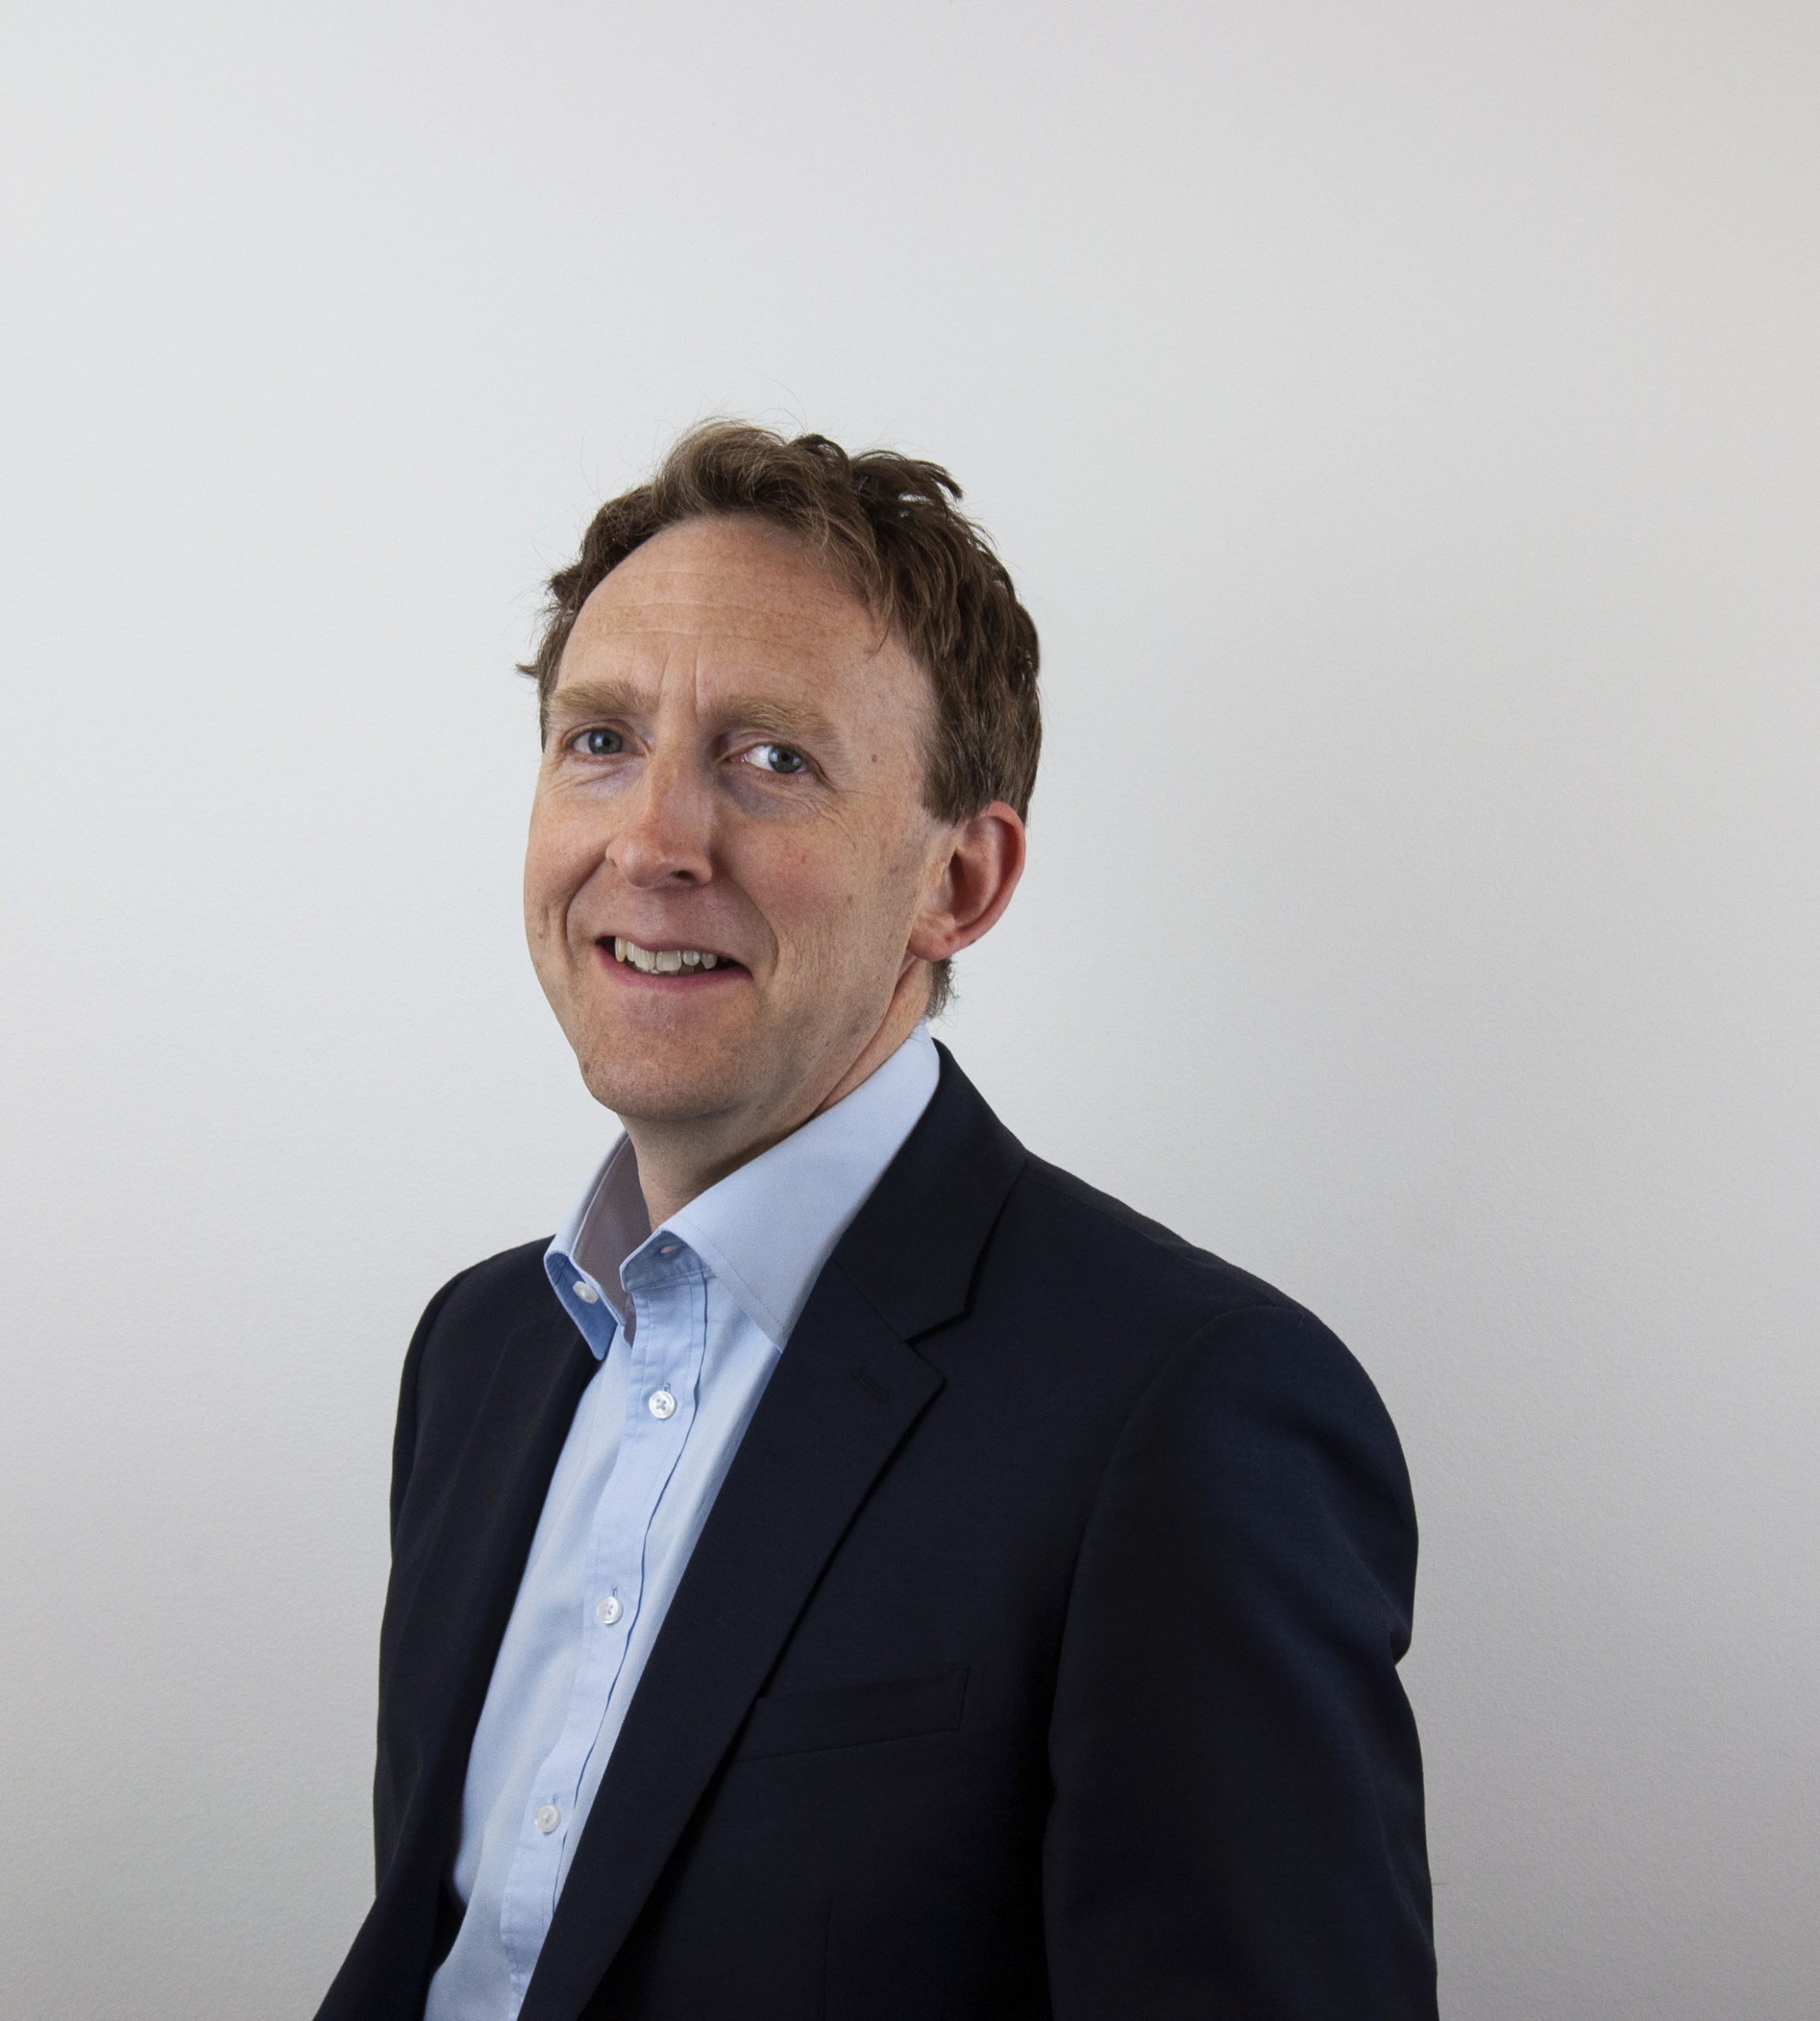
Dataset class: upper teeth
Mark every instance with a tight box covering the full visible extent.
[614,939,720,974]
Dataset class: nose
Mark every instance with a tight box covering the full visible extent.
[605,749,713,889]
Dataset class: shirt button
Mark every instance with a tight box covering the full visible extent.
[647,1389,677,1419]
[658,1242,679,1256]
[573,1280,598,1304]
[596,1594,623,1625]
[535,1804,560,1834]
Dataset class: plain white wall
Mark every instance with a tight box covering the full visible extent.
[2,2,1816,2014]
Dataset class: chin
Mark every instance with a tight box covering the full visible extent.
[575,1034,758,1128]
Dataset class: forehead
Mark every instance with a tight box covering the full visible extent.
[556,516,894,707]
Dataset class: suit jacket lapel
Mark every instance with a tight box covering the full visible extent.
[519,1048,1026,2021]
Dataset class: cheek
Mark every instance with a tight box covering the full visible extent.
[758,824,929,975]
[752,846,830,932]
[524,796,600,923]
[731,829,852,958]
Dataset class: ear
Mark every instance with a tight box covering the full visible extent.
[906,802,1027,964]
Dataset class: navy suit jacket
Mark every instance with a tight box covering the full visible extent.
[316,1047,1436,2019]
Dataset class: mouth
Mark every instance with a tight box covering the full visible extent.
[601,936,746,980]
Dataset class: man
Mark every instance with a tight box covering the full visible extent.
[316,425,1436,2020]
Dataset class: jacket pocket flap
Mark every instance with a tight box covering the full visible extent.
[734,1664,968,1761]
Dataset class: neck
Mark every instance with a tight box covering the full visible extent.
[624,967,929,1228]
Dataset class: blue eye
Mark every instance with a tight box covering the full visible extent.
[578,729,624,756]
[750,743,806,774]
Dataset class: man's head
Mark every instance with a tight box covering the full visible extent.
[522,424,1040,1199]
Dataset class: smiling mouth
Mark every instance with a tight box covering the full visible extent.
[609,937,737,976]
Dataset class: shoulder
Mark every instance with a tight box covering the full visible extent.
[981,1153,1405,1475]
[902,1049,1360,1409]
[991,1149,1302,1339]
[388,1236,565,1536]
[991,1157,1418,1627]
[417,1235,556,1344]
[399,1236,560,1414]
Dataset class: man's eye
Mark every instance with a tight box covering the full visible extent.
[575,729,624,757]
[747,743,807,775]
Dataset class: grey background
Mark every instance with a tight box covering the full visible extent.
[2,2,1816,2015]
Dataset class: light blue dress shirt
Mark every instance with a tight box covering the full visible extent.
[425,1024,940,2021]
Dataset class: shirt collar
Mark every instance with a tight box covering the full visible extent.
[546,1023,940,1354]
[545,1134,646,1349]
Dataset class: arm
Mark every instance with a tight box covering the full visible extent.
[373,1266,470,1878]
[386,1271,468,1549]
[1043,1304,1436,2019]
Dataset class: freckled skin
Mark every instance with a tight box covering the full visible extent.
[524,515,1024,1224]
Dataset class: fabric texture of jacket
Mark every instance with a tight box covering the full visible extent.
[315,1045,1436,2021]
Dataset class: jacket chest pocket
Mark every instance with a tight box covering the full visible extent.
[732,1664,968,1761]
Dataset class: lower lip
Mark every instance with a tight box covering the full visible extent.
[595,945,747,989]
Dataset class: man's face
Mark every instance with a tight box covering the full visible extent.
[525,514,956,1140]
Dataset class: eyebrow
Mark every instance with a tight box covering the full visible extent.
[543,678,647,728]
[545,678,843,752]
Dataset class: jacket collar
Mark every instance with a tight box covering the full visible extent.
[833,1039,1028,1337]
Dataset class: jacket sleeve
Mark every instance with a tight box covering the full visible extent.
[373,1266,470,1880]
[1043,1303,1437,2020]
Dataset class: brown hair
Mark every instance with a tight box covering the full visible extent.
[521,421,1042,1014]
